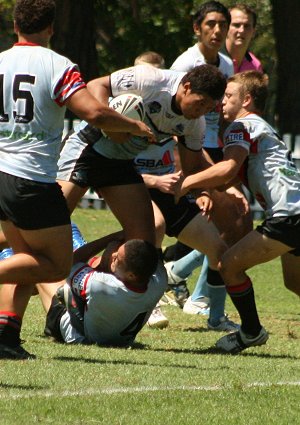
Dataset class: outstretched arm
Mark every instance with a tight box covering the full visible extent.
[176,145,248,199]
[73,231,124,265]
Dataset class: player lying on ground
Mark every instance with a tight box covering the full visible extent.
[175,70,300,354]
[37,232,167,347]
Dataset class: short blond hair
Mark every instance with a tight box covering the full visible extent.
[228,71,268,113]
[134,51,165,69]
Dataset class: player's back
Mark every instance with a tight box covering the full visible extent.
[0,44,84,182]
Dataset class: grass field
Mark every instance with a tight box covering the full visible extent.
[0,208,299,425]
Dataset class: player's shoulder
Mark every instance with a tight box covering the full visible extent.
[171,44,202,71]
[218,52,234,77]
[225,114,264,142]
[42,46,75,67]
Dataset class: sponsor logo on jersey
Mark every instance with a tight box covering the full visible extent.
[226,130,245,142]
[72,266,91,292]
[135,149,173,168]
[0,130,45,141]
[117,69,135,89]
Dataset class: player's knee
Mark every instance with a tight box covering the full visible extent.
[44,260,72,283]
[218,256,232,283]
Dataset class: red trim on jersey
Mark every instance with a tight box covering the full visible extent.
[54,67,86,106]
[81,270,94,301]
[250,139,258,153]
[123,281,148,293]
[14,42,40,46]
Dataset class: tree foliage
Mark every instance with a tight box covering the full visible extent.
[1,0,299,135]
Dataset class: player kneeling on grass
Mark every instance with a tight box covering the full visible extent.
[37,232,167,347]
[175,70,300,354]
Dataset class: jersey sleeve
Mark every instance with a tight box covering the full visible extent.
[53,64,86,106]
[110,65,159,98]
[67,262,94,298]
[223,121,251,153]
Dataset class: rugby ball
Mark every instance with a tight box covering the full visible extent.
[109,93,145,122]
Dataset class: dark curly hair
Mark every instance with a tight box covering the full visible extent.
[124,240,158,284]
[181,64,227,100]
[14,0,56,34]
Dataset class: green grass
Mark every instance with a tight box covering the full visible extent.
[0,208,299,425]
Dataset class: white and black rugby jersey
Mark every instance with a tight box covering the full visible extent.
[91,65,205,160]
[224,113,300,218]
[0,43,85,182]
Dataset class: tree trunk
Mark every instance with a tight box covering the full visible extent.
[51,0,99,82]
[271,0,300,136]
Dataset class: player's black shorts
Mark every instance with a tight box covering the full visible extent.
[149,189,199,237]
[0,171,70,230]
[256,214,300,256]
[69,145,143,189]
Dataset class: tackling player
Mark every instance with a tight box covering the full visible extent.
[175,70,300,353]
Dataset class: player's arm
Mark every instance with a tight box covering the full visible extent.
[73,231,124,265]
[177,142,214,216]
[142,171,182,194]
[177,145,247,197]
[86,76,149,143]
[87,75,111,104]
[65,86,154,141]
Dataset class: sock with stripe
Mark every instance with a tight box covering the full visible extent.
[226,277,262,336]
[0,311,22,347]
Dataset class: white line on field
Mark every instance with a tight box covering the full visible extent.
[0,381,300,399]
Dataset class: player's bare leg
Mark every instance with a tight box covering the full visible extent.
[216,231,292,350]
[36,281,64,312]
[0,230,9,250]
[99,183,156,245]
[0,284,34,318]
[281,252,300,297]
[57,179,88,213]
[0,220,73,284]
[152,201,166,248]
[210,189,253,247]
[177,213,227,270]
[219,230,292,286]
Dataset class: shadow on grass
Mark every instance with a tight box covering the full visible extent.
[149,346,300,360]
[53,355,198,369]
[0,382,46,390]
